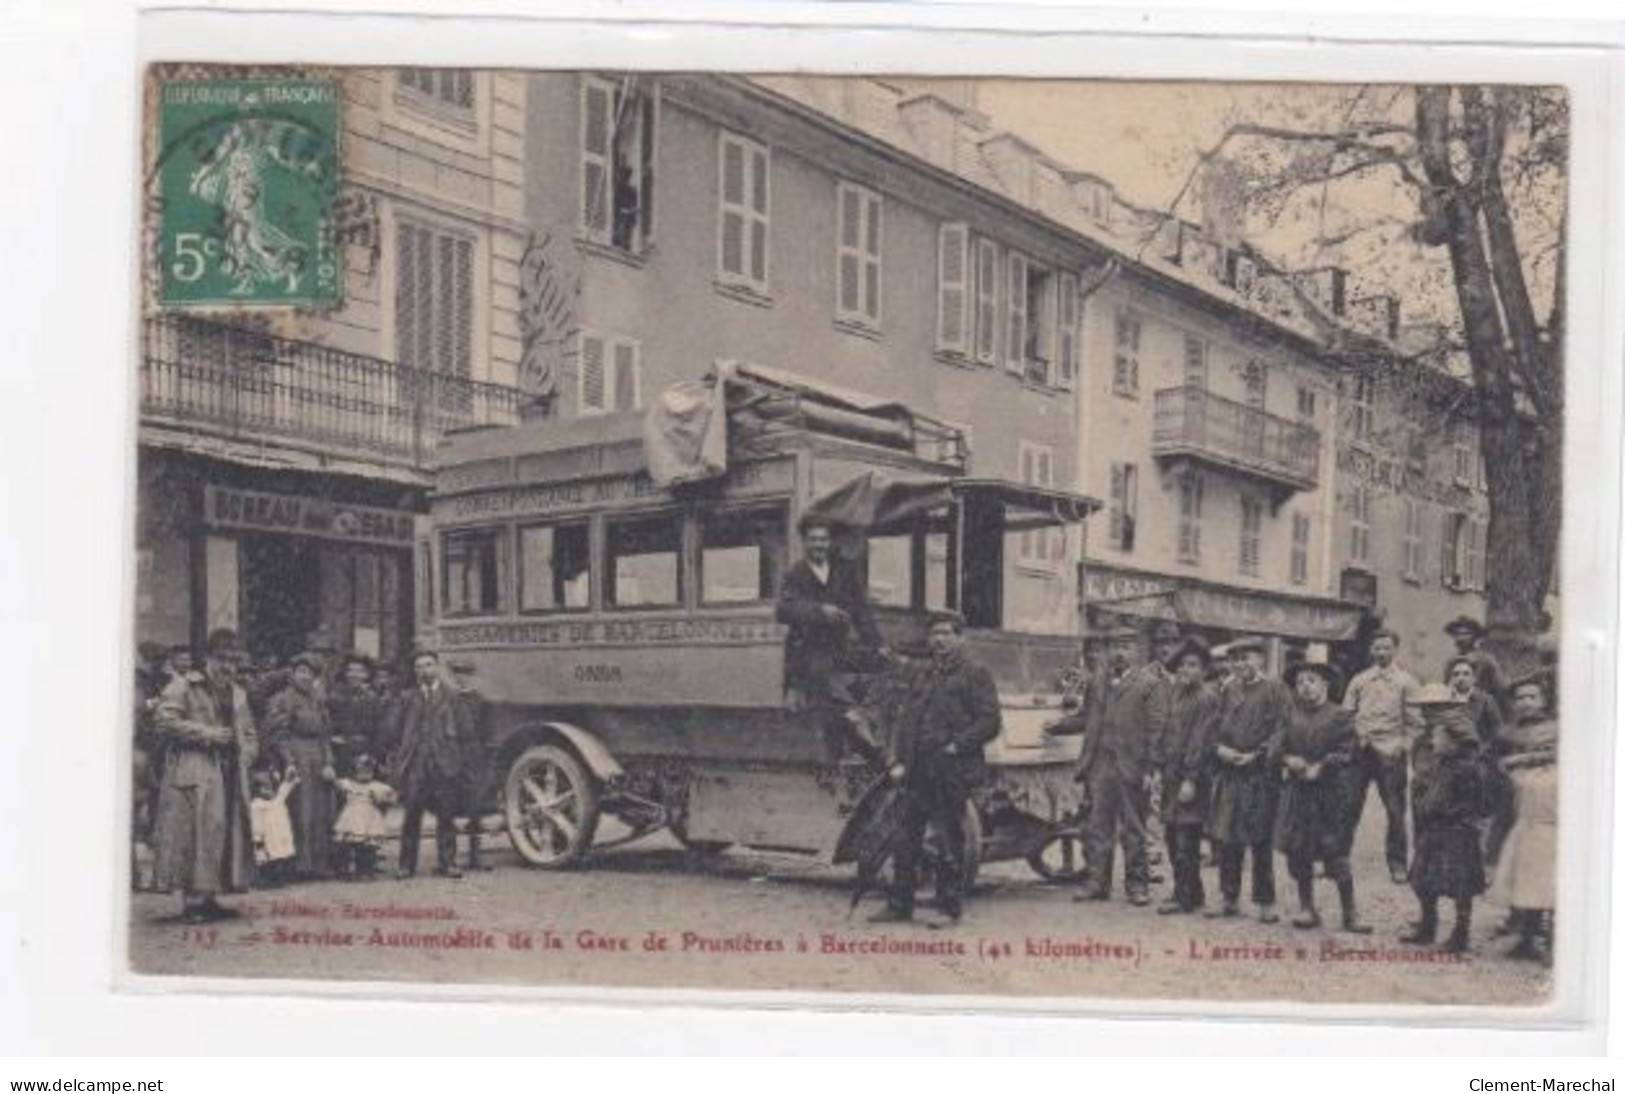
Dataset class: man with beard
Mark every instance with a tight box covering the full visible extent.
[776,515,883,761]
[869,612,1000,928]
[151,628,258,922]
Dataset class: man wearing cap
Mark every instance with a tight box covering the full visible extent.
[1151,637,1220,915]
[871,611,1000,927]
[1445,616,1507,718]
[1204,636,1291,922]
[776,515,884,760]
[151,628,258,922]
[448,657,496,872]
[1342,630,1424,884]
[391,648,476,879]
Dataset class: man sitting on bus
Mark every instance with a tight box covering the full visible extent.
[776,514,883,760]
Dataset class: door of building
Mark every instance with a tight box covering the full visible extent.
[240,535,322,661]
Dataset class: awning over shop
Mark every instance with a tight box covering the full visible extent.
[1082,564,1365,642]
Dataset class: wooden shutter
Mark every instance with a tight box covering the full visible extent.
[581,79,611,235]
[612,340,639,412]
[975,238,998,365]
[453,237,472,377]
[1056,271,1077,388]
[1109,463,1126,548]
[748,144,768,285]
[837,185,861,317]
[395,221,418,371]
[937,223,969,353]
[580,333,607,413]
[1183,334,1207,389]
[862,192,881,324]
[1006,252,1028,374]
[719,137,745,278]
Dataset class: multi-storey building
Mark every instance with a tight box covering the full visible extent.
[137,68,529,663]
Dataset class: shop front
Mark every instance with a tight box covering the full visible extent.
[1080,562,1369,687]
[136,449,421,665]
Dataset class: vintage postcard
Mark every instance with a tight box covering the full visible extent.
[126,60,1574,1012]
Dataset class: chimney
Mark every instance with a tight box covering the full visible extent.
[1065,171,1114,227]
[898,93,962,172]
[979,132,1042,204]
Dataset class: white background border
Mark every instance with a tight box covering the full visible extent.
[3,0,1623,1058]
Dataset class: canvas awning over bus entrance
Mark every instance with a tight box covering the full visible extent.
[803,470,1101,536]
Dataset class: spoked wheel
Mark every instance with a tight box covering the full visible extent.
[505,745,600,868]
[1026,830,1088,883]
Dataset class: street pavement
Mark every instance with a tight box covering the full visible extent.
[128,806,1550,1006]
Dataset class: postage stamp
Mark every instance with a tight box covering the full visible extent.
[154,78,341,307]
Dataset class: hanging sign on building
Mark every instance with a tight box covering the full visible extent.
[204,485,416,546]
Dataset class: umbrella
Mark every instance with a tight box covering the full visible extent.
[834,773,910,913]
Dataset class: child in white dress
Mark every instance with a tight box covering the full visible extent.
[249,766,299,886]
[331,753,397,879]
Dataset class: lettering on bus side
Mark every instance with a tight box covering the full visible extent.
[572,664,624,684]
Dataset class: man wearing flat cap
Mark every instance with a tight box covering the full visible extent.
[776,514,884,760]
[871,611,1000,927]
[151,628,258,922]
[1150,636,1220,914]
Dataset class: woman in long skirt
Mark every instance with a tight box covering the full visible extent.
[265,654,337,879]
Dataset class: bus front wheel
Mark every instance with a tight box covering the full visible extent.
[505,744,600,868]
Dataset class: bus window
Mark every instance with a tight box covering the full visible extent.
[867,533,912,608]
[925,530,951,610]
[442,527,504,616]
[700,503,787,605]
[606,512,683,609]
[518,521,591,613]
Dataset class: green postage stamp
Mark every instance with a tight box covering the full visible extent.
[155,77,341,307]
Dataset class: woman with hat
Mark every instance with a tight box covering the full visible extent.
[265,652,338,879]
[1273,660,1371,933]
[1151,637,1220,915]
[1402,684,1490,953]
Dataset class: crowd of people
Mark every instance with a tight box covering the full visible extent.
[133,632,493,924]
[1035,615,1559,963]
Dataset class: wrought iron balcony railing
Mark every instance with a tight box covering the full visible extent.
[1152,385,1321,493]
[140,314,525,474]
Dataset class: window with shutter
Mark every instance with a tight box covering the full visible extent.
[1468,517,1487,591]
[1113,311,1140,396]
[1239,497,1262,577]
[1006,252,1028,374]
[974,238,998,365]
[1351,374,1375,442]
[718,133,769,294]
[612,341,640,412]
[1402,499,1422,582]
[581,78,612,238]
[1348,485,1372,565]
[1297,385,1316,421]
[1108,463,1125,549]
[579,333,607,413]
[1178,471,1203,563]
[937,223,970,354]
[395,217,475,414]
[1056,271,1078,388]
[836,182,882,329]
[581,77,659,253]
[398,69,477,122]
[1017,442,1056,565]
[1183,334,1208,390]
[1290,512,1310,584]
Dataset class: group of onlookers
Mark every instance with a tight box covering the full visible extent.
[134,632,492,923]
[1043,614,1558,962]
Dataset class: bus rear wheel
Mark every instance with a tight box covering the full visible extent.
[505,744,600,868]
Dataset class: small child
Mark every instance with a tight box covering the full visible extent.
[249,766,299,886]
[331,753,397,879]
[1402,688,1489,954]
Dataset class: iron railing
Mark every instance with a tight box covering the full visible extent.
[1152,384,1320,488]
[140,314,525,472]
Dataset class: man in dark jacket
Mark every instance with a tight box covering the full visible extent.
[391,649,475,879]
[870,611,1000,927]
[1151,637,1221,915]
[775,515,883,760]
[1068,630,1167,905]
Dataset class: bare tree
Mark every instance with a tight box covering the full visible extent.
[1163,85,1566,676]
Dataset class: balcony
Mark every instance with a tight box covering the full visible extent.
[140,315,526,478]
[1152,385,1320,502]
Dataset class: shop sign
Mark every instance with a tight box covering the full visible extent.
[1340,567,1379,608]
[1177,586,1362,641]
[204,485,416,546]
